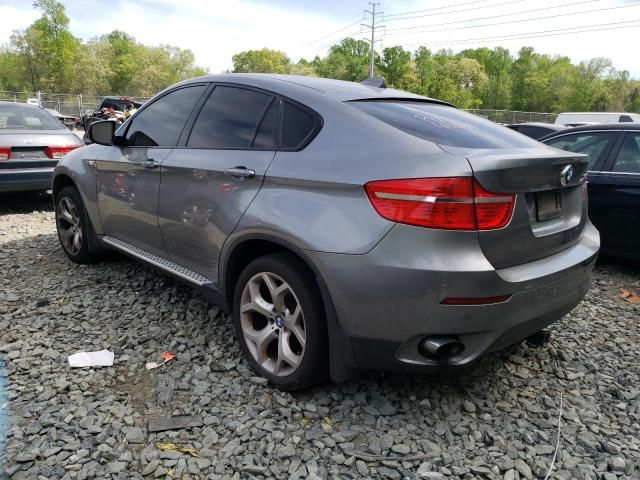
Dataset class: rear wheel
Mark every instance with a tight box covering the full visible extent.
[232,253,327,390]
[55,186,100,264]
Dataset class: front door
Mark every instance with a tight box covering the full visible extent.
[158,85,280,282]
[590,131,640,256]
[95,85,207,257]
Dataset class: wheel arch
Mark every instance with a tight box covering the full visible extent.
[52,173,76,200]
[221,233,359,382]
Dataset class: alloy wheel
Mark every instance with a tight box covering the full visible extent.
[239,272,306,376]
[57,196,83,256]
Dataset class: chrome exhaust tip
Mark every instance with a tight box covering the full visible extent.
[418,336,465,360]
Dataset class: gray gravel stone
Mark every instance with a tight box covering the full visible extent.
[1,196,639,479]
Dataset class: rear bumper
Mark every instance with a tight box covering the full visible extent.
[0,167,54,192]
[307,221,599,372]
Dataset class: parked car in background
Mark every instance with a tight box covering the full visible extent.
[541,124,640,260]
[0,101,84,193]
[506,122,567,139]
[46,108,80,130]
[52,74,598,389]
[81,97,143,141]
[555,112,640,125]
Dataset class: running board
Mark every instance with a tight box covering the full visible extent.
[102,236,212,286]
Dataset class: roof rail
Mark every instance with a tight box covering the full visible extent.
[360,76,387,88]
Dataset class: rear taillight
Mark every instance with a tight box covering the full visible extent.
[364,177,515,231]
[0,147,10,161]
[45,145,81,159]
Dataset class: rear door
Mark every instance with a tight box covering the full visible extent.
[543,130,621,254]
[95,84,206,257]
[588,131,640,256]
[157,85,279,282]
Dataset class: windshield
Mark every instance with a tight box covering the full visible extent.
[0,103,64,130]
[350,100,538,149]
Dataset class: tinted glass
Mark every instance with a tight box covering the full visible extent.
[619,115,633,123]
[545,132,617,170]
[125,86,205,147]
[252,99,279,148]
[282,102,316,149]
[350,101,536,148]
[0,104,63,130]
[188,86,272,148]
[612,133,640,173]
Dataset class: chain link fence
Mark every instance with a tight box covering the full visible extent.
[464,109,558,124]
[0,91,151,118]
[1,92,559,125]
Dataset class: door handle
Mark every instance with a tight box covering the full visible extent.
[225,166,255,179]
[143,159,159,169]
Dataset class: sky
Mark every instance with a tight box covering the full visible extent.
[1,0,639,77]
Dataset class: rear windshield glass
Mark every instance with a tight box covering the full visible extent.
[350,101,536,148]
[0,104,63,130]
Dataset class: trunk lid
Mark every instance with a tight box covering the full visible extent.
[0,129,82,169]
[442,145,589,269]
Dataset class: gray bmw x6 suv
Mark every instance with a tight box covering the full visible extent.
[52,74,599,390]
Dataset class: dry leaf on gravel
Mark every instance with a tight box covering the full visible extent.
[620,289,640,304]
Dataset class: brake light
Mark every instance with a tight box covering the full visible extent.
[45,145,81,159]
[364,177,515,231]
[0,147,10,161]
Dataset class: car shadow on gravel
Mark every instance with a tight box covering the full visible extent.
[0,192,53,216]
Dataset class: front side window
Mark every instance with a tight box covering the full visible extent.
[612,133,640,173]
[187,86,273,148]
[125,85,206,147]
[545,132,617,170]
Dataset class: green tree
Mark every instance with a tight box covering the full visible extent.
[232,48,291,73]
[377,46,416,90]
[314,38,371,82]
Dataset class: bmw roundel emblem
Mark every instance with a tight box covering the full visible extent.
[560,165,574,186]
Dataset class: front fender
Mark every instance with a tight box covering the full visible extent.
[53,144,106,234]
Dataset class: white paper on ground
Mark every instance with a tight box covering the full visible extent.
[68,350,114,368]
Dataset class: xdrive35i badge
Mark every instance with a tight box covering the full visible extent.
[560,165,574,186]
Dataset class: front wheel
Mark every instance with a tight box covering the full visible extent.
[55,186,100,264]
[232,253,328,390]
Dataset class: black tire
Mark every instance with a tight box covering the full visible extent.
[55,186,101,264]
[232,253,328,390]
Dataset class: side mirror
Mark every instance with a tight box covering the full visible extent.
[88,120,116,146]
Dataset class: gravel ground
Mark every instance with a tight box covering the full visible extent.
[0,192,639,480]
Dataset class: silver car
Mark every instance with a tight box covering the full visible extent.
[0,101,84,193]
[52,74,599,390]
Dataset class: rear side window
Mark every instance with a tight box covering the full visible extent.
[619,115,633,123]
[350,101,536,148]
[125,85,205,147]
[282,102,317,149]
[545,132,617,170]
[188,86,273,148]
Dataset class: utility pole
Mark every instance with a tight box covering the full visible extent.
[362,2,383,78]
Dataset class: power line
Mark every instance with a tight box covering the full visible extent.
[382,0,500,18]
[292,14,364,53]
[382,0,525,22]
[396,19,640,47]
[385,1,640,37]
[384,0,598,32]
